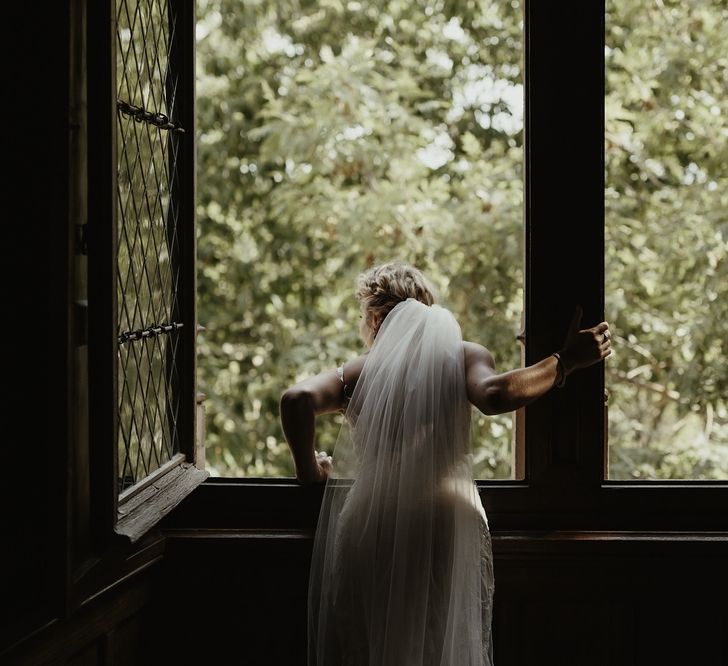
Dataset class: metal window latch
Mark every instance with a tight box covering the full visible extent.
[75,223,88,255]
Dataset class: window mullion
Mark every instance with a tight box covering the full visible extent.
[523,0,606,504]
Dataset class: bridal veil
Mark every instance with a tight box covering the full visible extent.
[308,297,494,666]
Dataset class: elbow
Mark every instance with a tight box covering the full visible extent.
[477,380,511,416]
[280,387,314,412]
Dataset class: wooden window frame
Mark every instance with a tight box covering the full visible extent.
[160,0,727,536]
[498,0,726,531]
[85,0,206,555]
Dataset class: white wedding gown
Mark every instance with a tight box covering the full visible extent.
[308,298,495,666]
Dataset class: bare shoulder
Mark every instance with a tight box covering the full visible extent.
[462,340,496,371]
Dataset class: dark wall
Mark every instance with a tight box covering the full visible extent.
[5,0,75,650]
[4,567,163,666]
[3,3,168,664]
[152,527,728,666]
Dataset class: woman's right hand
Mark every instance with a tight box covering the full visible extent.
[559,305,612,375]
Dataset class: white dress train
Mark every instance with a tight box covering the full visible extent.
[308,298,495,665]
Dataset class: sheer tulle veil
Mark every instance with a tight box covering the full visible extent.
[308,297,494,666]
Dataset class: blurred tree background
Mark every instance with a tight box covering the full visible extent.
[605,0,728,479]
[194,0,727,480]
[195,0,524,479]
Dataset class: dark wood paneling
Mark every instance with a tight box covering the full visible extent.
[150,529,728,666]
[151,531,313,665]
[2,569,161,666]
[3,0,73,651]
[493,543,728,665]
[67,642,103,666]
[109,613,148,666]
[10,528,725,665]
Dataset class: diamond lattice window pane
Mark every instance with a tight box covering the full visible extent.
[116,0,182,493]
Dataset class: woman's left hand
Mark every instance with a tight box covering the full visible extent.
[297,450,333,485]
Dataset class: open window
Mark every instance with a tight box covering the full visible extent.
[193,0,527,483]
[87,0,206,547]
[83,1,725,539]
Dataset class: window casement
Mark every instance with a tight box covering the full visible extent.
[82,0,727,542]
[86,0,205,549]
[487,0,728,532]
[166,0,727,535]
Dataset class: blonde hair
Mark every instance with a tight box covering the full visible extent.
[355,261,437,338]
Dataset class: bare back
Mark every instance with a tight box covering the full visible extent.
[341,340,496,411]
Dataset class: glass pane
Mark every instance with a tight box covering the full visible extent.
[196,0,525,479]
[116,0,182,493]
[605,0,728,479]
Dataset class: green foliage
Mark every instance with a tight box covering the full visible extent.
[605,0,728,478]
[196,0,524,479]
[195,0,728,481]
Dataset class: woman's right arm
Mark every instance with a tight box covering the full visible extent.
[465,306,611,416]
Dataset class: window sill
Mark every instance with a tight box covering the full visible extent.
[158,526,728,557]
[490,529,728,556]
[115,460,209,543]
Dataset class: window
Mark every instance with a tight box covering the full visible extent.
[605,0,728,480]
[482,1,726,531]
[185,1,726,533]
[87,0,206,545]
[85,1,726,537]
[116,0,187,492]
[195,0,526,481]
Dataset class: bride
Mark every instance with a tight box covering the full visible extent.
[280,261,611,666]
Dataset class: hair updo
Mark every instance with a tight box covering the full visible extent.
[355,261,437,341]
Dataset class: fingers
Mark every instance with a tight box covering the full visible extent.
[315,450,333,468]
[592,322,611,347]
[598,323,612,359]
[588,321,612,362]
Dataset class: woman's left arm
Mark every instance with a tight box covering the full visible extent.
[280,369,345,484]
